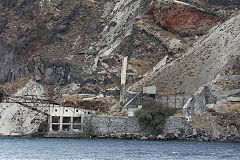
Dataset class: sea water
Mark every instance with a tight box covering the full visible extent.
[0,137,239,160]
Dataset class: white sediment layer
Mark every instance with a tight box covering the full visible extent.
[0,80,46,135]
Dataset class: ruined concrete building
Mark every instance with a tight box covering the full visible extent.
[48,104,84,132]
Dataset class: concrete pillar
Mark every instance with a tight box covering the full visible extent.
[59,116,63,131]
[70,116,73,131]
[120,86,125,104]
[120,56,128,104]
[48,115,53,132]
[81,115,84,132]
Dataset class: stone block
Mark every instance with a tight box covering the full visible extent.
[143,86,156,95]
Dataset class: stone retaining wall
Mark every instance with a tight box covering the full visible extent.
[163,116,186,133]
[83,116,143,136]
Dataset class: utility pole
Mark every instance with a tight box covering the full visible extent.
[120,56,128,104]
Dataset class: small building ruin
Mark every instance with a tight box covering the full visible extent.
[48,104,85,133]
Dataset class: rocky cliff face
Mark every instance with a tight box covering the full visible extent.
[0,0,240,137]
[129,10,240,95]
[1,0,237,92]
[0,0,153,94]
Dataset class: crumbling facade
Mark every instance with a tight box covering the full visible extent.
[48,104,85,133]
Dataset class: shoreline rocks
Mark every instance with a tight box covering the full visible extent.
[1,131,240,143]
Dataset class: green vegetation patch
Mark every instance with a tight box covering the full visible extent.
[135,98,177,135]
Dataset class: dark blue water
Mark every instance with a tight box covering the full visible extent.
[0,137,239,160]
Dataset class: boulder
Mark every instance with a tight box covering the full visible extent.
[157,134,165,140]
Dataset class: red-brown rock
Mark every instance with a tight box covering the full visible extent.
[148,4,224,37]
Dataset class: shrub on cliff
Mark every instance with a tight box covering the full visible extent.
[135,98,176,135]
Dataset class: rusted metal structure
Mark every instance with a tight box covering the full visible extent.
[0,92,59,115]
[0,91,106,115]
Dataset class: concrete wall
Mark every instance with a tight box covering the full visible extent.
[182,86,217,117]
[157,94,192,109]
[123,92,192,110]
[83,116,142,136]
[49,105,84,117]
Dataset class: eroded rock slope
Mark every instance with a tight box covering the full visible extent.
[0,0,240,136]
